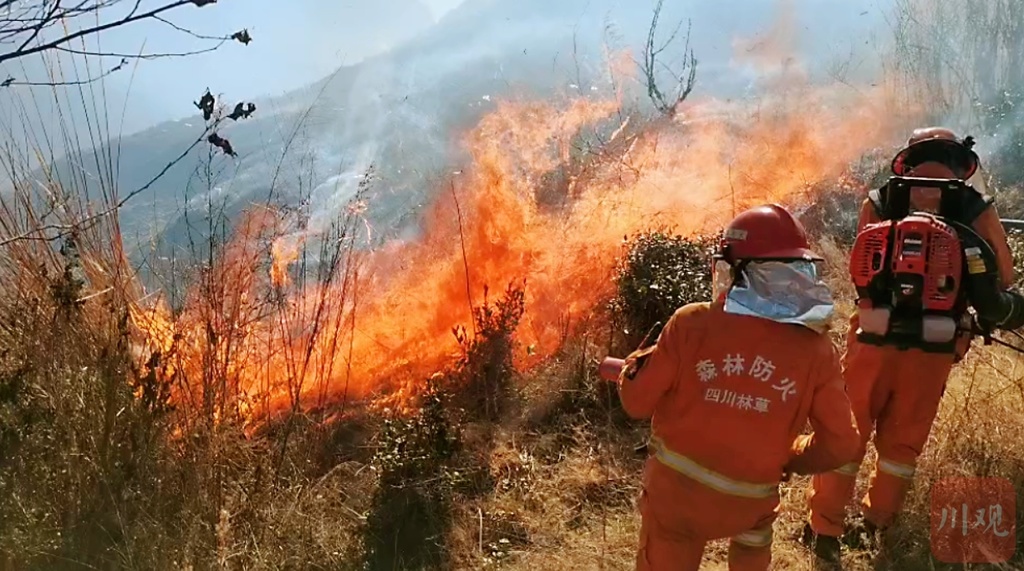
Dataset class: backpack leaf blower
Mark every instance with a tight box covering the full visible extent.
[850,176,1024,353]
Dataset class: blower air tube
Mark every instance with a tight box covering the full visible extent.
[990,290,1024,331]
[967,272,1024,331]
[952,220,1024,332]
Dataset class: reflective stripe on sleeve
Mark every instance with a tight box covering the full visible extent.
[649,436,778,499]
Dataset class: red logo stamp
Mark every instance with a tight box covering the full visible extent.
[930,477,1016,564]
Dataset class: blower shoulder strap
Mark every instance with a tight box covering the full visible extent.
[866,183,993,225]
[959,187,995,226]
[867,187,885,219]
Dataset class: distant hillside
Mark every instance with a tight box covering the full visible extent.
[0,0,435,186]
[37,0,885,271]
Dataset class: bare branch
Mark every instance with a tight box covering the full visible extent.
[0,0,245,67]
[2,57,129,86]
[53,40,226,60]
[13,0,61,55]
[152,14,228,41]
[0,1,260,251]
[0,127,211,246]
[640,0,698,118]
[0,86,258,248]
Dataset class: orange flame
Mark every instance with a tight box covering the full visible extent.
[270,235,303,288]
[132,65,926,424]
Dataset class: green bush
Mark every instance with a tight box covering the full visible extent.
[360,280,528,570]
[610,229,717,348]
[451,280,526,423]
[362,377,461,571]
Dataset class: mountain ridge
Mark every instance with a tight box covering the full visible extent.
[34,0,885,273]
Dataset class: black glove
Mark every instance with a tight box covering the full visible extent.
[976,290,1024,332]
[621,345,657,381]
[997,290,1024,330]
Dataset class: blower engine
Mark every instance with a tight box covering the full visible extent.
[849,212,966,352]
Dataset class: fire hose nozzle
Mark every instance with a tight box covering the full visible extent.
[599,357,625,382]
[598,321,662,383]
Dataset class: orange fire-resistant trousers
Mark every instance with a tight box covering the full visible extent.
[806,339,954,537]
[636,459,779,571]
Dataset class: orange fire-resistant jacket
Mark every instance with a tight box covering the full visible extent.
[619,302,860,490]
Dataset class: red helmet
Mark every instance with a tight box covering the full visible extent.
[719,204,821,262]
[891,127,979,179]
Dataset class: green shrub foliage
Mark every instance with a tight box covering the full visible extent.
[610,230,717,347]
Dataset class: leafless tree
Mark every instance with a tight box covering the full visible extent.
[640,0,697,118]
[0,0,251,87]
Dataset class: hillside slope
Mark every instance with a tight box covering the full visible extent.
[40,0,883,268]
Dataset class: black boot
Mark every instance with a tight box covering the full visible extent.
[800,523,843,568]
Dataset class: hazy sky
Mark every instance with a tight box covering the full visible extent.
[422,0,467,18]
[2,0,468,138]
[0,0,890,149]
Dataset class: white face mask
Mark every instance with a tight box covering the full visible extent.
[714,259,836,334]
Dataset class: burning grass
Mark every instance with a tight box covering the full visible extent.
[126,76,926,425]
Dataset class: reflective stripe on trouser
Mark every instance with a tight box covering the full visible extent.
[636,521,772,571]
[649,436,778,499]
[811,456,922,536]
[877,457,915,479]
[732,525,773,547]
[834,462,860,477]
[861,457,918,529]
[862,346,949,529]
[809,340,951,537]
[728,536,772,571]
[808,469,858,537]
[637,457,777,571]
[635,514,705,571]
[807,461,864,536]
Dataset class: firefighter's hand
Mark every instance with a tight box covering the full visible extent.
[622,345,657,381]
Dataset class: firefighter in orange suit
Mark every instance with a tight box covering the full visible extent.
[802,127,1024,564]
[618,204,860,571]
